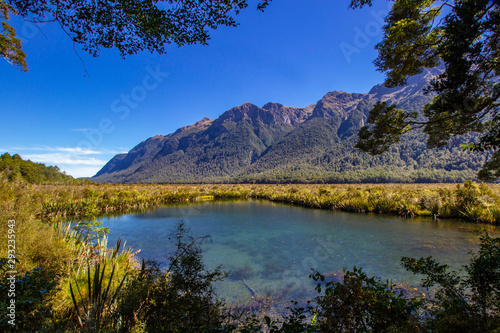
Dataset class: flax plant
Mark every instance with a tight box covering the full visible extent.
[68,238,132,332]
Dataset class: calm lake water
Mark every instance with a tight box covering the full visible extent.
[98,200,499,304]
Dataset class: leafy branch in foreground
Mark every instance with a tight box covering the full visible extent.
[3,0,272,70]
[0,0,27,71]
[356,101,416,155]
[0,261,56,331]
[113,222,227,332]
[310,267,423,333]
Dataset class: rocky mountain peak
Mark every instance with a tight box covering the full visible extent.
[312,91,368,118]
[174,116,214,135]
[262,102,284,112]
[368,67,443,103]
[211,102,284,127]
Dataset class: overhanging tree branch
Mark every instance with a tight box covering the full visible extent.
[355,0,500,181]
[2,0,272,68]
[0,0,27,71]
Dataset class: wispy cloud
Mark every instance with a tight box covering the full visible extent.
[60,166,104,179]
[0,146,128,178]
[23,153,107,166]
[53,147,101,155]
[0,146,127,155]
[70,128,96,132]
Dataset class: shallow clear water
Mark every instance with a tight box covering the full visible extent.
[99,200,498,304]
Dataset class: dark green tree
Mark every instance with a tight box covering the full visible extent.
[351,0,500,181]
[0,152,80,184]
[2,0,271,70]
[0,0,27,71]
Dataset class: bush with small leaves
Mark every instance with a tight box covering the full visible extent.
[402,232,500,332]
[114,222,228,333]
[0,260,56,332]
[310,267,423,333]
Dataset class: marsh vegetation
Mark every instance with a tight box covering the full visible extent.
[39,181,500,224]
[1,174,499,331]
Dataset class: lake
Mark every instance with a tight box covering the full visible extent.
[97,200,498,305]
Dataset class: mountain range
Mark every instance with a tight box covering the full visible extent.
[93,68,488,184]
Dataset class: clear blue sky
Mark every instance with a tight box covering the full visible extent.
[1,0,391,178]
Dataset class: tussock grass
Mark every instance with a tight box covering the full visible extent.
[1,177,499,330]
[34,181,500,224]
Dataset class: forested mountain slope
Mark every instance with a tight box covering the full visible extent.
[93,68,488,183]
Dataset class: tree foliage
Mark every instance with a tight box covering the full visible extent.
[352,0,500,181]
[0,152,83,184]
[0,262,56,331]
[310,267,423,332]
[114,222,227,332]
[2,0,271,69]
[0,0,27,71]
[402,232,500,332]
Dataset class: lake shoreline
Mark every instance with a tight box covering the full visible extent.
[3,179,499,331]
[40,182,500,225]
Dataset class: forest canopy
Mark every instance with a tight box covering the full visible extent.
[0,152,82,183]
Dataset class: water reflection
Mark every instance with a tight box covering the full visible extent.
[97,200,498,305]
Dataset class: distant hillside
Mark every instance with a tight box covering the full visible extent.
[0,153,84,184]
[93,68,489,184]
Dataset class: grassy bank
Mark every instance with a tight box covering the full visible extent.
[1,178,499,331]
[39,181,500,224]
[10,179,500,283]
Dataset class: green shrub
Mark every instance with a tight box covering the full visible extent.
[310,268,423,333]
[114,222,227,333]
[402,233,500,332]
[0,261,56,332]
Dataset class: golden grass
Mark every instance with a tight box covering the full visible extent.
[31,182,500,224]
[1,178,499,329]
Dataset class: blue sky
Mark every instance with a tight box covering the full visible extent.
[0,0,391,178]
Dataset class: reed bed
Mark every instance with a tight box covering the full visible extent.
[1,177,499,330]
[36,181,500,225]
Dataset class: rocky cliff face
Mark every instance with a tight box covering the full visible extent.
[93,69,486,184]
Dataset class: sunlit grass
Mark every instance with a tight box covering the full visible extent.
[1,176,499,330]
[32,181,500,224]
